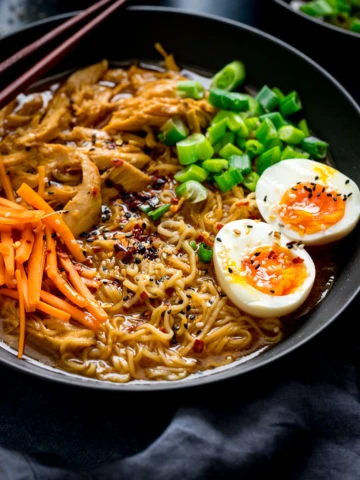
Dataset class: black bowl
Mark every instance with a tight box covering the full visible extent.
[0,6,359,391]
[261,1,360,99]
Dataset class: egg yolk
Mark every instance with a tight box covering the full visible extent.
[240,244,307,296]
[279,182,345,234]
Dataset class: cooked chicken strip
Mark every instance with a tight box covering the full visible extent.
[17,92,71,146]
[64,60,108,95]
[60,153,102,237]
[106,158,151,192]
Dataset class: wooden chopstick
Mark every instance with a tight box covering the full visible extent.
[0,0,114,76]
[0,0,129,110]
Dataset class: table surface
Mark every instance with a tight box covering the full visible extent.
[0,1,359,478]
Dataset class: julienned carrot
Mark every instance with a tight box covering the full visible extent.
[45,227,88,308]
[0,255,5,286]
[0,288,71,323]
[0,197,26,211]
[0,216,42,226]
[0,158,15,202]
[27,226,45,312]
[81,277,101,289]
[15,226,34,264]
[37,301,70,323]
[1,230,15,288]
[0,206,45,219]
[17,262,29,310]
[39,290,99,330]
[58,252,108,323]
[37,165,45,198]
[15,269,25,359]
[16,183,85,262]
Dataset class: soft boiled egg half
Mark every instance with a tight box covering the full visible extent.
[213,219,316,318]
[255,159,360,245]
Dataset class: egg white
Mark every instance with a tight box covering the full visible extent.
[255,159,360,245]
[213,219,316,318]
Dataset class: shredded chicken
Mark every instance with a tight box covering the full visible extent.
[60,153,102,236]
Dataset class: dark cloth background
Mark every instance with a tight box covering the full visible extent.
[1,1,360,479]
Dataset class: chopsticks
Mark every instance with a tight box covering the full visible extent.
[0,0,129,109]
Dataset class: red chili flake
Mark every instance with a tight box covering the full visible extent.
[216,223,224,231]
[197,234,204,242]
[193,339,204,353]
[268,250,276,260]
[170,197,179,205]
[165,287,175,296]
[92,246,102,253]
[92,186,99,197]
[140,291,149,300]
[292,257,304,264]
[160,327,167,333]
[111,158,123,167]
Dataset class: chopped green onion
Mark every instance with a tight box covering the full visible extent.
[189,240,197,250]
[228,154,252,175]
[206,118,228,144]
[211,110,229,125]
[243,95,263,116]
[242,171,260,192]
[300,0,336,16]
[219,143,243,159]
[174,164,208,183]
[272,87,285,101]
[214,131,235,154]
[301,136,329,159]
[256,146,282,175]
[175,180,208,203]
[280,91,302,117]
[255,85,281,112]
[177,80,204,100]
[202,159,229,173]
[278,125,306,145]
[244,117,261,132]
[281,145,310,160]
[245,139,265,158]
[208,89,249,112]
[255,118,278,145]
[225,112,249,137]
[176,133,214,165]
[236,135,247,151]
[350,17,360,32]
[198,242,213,263]
[297,118,310,137]
[214,168,244,192]
[148,204,170,221]
[158,117,189,146]
[210,61,246,91]
[265,138,283,150]
[138,203,153,214]
[259,112,288,130]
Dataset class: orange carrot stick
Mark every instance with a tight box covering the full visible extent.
[39,290,99,329]
[16,262,29,310]
[0,206,44,219]
[16,183,85,262]
[45,227,88,308]
[15,269,26,359]
[0,158,15,202]
[0,197,26,211]
[0,288,71,323]
[1,230,15,288]
[0,254,5,286]
[58,252,108,323]
[36,301,71,322]
[27,226,45,311]
[37,165,46,198]
[15,226,34,264]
